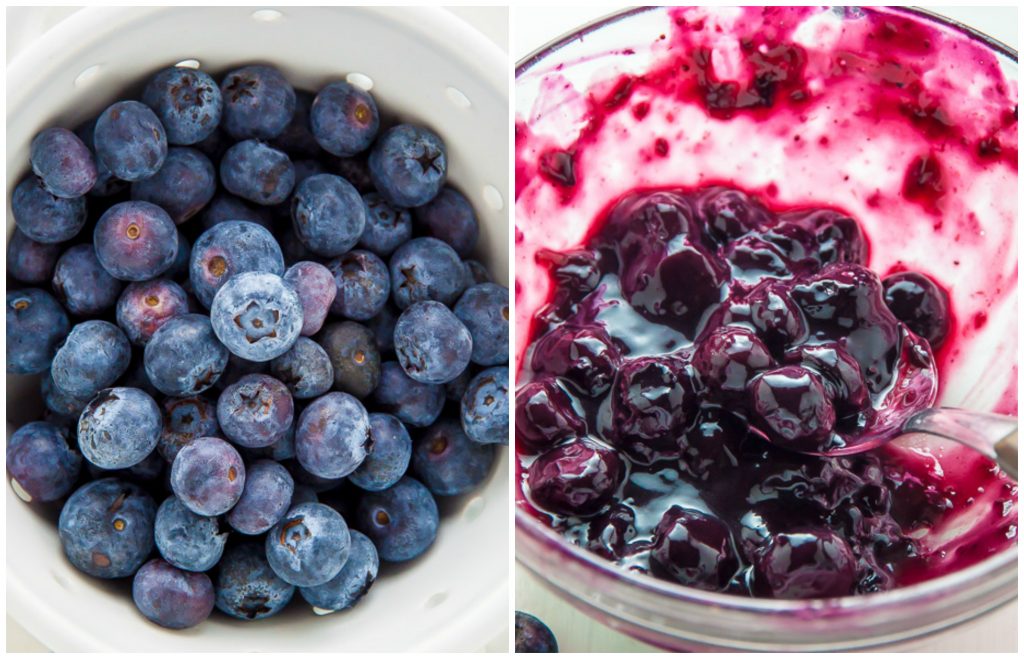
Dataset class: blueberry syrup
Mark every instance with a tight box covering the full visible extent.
[515,7,1017,599]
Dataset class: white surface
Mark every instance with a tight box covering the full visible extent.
[6,5,509,652]
[513,5,1019,653]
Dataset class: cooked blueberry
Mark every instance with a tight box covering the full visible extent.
[515,612,559,653]
[142,66,223,145]
[116,279,190,346]
[170,436,245,516]
[7,289,70,374]
[154,495,227,572]
[753,529,857,598]
[266,502,351,587]
[132,558,215,629]
[650,506,739,590]
[215,542,295,620]
[6,229,62,284]
[527,437,623,517]
[78,387,162,470]
[131,147,216,223]
[270,337,334,399]
[783,208,868,266]
[295,392,371,479]
[454,283,509,367]
[220,65,296,140]
[7,421,81,502]
[355,476,438,562]
[94,100,168,181]
[529,324,619,397]
[371,361,445,427]
[220,139,295,205]
[413,186,479,257]
[30,127,97,198]
[882,272,950,348]
[461,367,509,445]
[368,124,447,208]
[394,301,472,385]
[694,326,772,400]
[228,459,294,535]
[299,529,378,613]
[310,81,379,157]
[360,193,412,256]
[514,376,586,453]
[189,220,285,308]
[52,244,123,316]
[748,365,836,454]
[210,271,303,362]
[51,320,131,400]
[327,250,390,321]
[389,237,466,309]
[349,413,412,492]
[716,279,807,352]
[696,186,771,243]
[413,419,495,496]
[145,314,228,396]
[316,321,382,399]
[785,343,868,414]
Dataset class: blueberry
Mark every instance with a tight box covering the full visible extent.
[52,244,123,316]
[283,261,336,336]
[291,484,319,507]
[193,127,230,162]
[217,374,294,448]
[367,303,399,353]
[78,388,162,469]
[269,337,334,399]
[607,355,696,462]
[94,201,178,281]
[144,314,229,396]
[290,173,365,256]
[265,502,351,587]
[30,127,97,198]
[650,506,739,590]
[288,460,346,493]
[131,147,217,223]
[368,124,447,208]
[167,229,192,281]
[413,419,494,497]
[75,118,127,198]
[309,80,379,156]
[215,542,295,620]
[132,558,215,629]
[882,271,950,348]
[529,324,619,398]
[116,279,190,346]
[214,354,268,392]
[515,612,559,653]
[414,186,479,257]
[154,495,227,571]
[220,139,295,206]
[326,251,389,321]
[228,459,294,535]
[445,367,474,402]
[371,361,444,427]
[170,436,245,516]
[270,90,321,158]
[245,423,296,462]
[58,477,156,578]
[527,437,623,517]
[7,421,81,502]
[394,301,472,385]
[94,100,168,181]
[295,392,371,479]
[461,367,509,445]
[785,343,868,414]
[389,237,466,309]
[6,229,62,284]
[189,220,285,309]
[41,370,91,420]
[220,65,296,141]
[12,176,87,244]
[454,283,509,367]
[210,271,303,361]
[299,529,378,613]
[694,326,772,400]
[696,186,771,243]
[7,289,70,374]
[349,413,412,492]
[359,193,412,256]
[753,529,856,598]
[142,66,223,145]
[280,228,318,266]
[748,365,837,454]
[200,192,273,232]
[356,476,438,562]
[51,320,131,399]
[464,259,491,285]
[317,321,381,398]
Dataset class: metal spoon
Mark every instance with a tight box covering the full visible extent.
[901,408,1018,480]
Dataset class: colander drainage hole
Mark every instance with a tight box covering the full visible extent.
[74,64,103,88]
[175,59,201,69]
[251,9,283,22]
[10,478,32,503]
[445,86,472,109]
[51,570,71,591]
[482,185,504,211]
[346,72,374,91]
[462,495,484,521]
[424,591,448,609]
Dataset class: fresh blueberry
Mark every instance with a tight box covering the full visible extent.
[288,460,346,493]
[6,229,62,284]
[7,289,70,374]
[349,413,412,492]
[216,374,294,448]
[265,502,351,587]
[389,237,466,309]
[94,201,178,281]
[245,423,296,462]
[52,244,123,315]
[116,279,190,346]
[154,495,227,572]
[170,436,245,516]
[94,100,168,181]
[270,90,320,158]
[269,337,334,399]
[748,365,836,454]
[753,529,857,598]
[51,320,131,399]
[78,387,162,469]
[461,367,509,445]
[367,303,399,353]
[200,192,273,232]
[220,139,295,206]
[445,367,474,402]
[167,229,192,281]
[283,261,336,336]
[355,476,438,562]
[464,260,491,285]
[414,186,479,257]
[132,558,215,629]
[650,506,739,590]
[515,612,559,653]
[333,154,374,193]
[295,392,371,479]
[371,361,444,428]
[290,173,365,257]
[527,437,623,517]
[30,127,97,198]
[326,250,390,321]
[291,484,319,507]
[210,271,304,362]
[228,459,294,535]
[74,118,127,197]
[131,147,217,224]
[292,158,328,187]
[144,314,228,396]
[394,301,472,385]
[882,271,950,348]
[41,370,91,420]
[215,542,295,620]
[220,65,296,141]
[189,220,284,309]
[359,193,412,256]
[214,354,268,392]
[413,420,494,497]
[193,127,230,162]
[93,449,165,484]
[299,529,379,613]
[317,321,381,398]
[142,66,223,145]
[58,477,156,578]
[11,176,87,244]
[310,81,379,157]
[454,283,509,367]
[368,124,447,208]
[7,421,81,502]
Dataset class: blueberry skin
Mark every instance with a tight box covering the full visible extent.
[167,229,192,281]
[291,484,319,506]
[94,201,178,281]
[515,612,559,653]
[414,187,479,257]
[200,192,273,232]
[94,100,168,181]
[74,118,127,197]
[454,283,509,366]
[52,244,123,316]
[367,303,399,353]
[270,337,334,399]
[265,502,350,587]
[372,361,444,427]
[299,529,379,612]
[389,237,467,309]
[283,261,336,336]
[368,124,447,208]
[327,249,390,320]
[290,173,365,257]
[12,176,87,244]
[356,477,438,562]
[220,140,295,206]
[220,65,296,141]
[210,271,304,362]
[413,419,495,496]
[217,374,294,448]
[154,495,227,572]
[360,193,413,256]
[116,279,190,346]
[142,67,223,145]
[131,147,217,224]
[78,388,162,470]
[270,90,320,158]
[171,436,245,516]
[7,421,81,502]
[464,260,491,285]
[51,320,131,399]
[288,460,346,493]
[7,289,70,374]
[41,371,91,420]
[58,478,156,578]
[132,558,215,629]
[461,366,509,445]
[310,81,380,157]
[394,301,473,385]
[317,321,381,398]
[159,396,218,461]
[7,229,62,284]
[227,459,294,535]
[30,127,97,198]
[215,542,295,620]
[189,220,285,309]
[295,392,371,479]
[245,423,296,462]
[145,314,229,396]
[349,413,412,492]
[445,367,474,402]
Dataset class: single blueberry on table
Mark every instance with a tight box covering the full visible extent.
[132,558,216,629]
[189,220,285,309]
[355,476,438,562]
[78,387,162,470]
[51,320,131,400]
[515,612,559,653]
[283,261,336,336]
[12,176,87,244]
[270,90,321,158]
[291,173,366,257]
[210,271,304,362]
[266,502,351,587]
[413,186,479,257]
[349,413,412,492]
[142,66,223,145]
[317,321,381,399]
[228,459,295,535]
[30,127,97,198]
[220,64,296,141]
[154,495,227,572]
[295,391,371,479]
[215,542,296,621]
[327,249,390,321]
[170,436,245,516]
[6,289,70,374]
[216,373,294,448]
[368,124,447,208]
[299,529,379,613]
[52,244,123,316]
[461,366,509,446]
[7,229,62,284]
[310,81,380,157]
[94,200,179,281]
[144,314,229,396]
[7,421,82,502]
[131,147,217,224]
[371,361,444,428]
[116,279,190,346]
[394,301,473,385]
[389,237,467,309]
[58,477,156,579]
[454,282,509,367]
[413,419,495,497]
[359,193,412,256]
[94,100,168,181]
[220,139,295,206]
[269,337,334,399]
[200,192,273,232]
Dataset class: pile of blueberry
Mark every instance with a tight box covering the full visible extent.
[7,62,508,630]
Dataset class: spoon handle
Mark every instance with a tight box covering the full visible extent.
[995,431,1017,481]
[902,408,1018,480]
